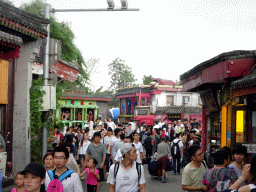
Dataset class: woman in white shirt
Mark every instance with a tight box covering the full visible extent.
[77,133,91,173]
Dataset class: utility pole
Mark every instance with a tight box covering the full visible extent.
[42,2,139,157]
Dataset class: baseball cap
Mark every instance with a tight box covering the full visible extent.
[20,162,46,179]
[120,143,134,156]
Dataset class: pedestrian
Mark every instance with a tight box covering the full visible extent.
[143,132,153,158]
[229,144,248,177]
[126,123,133,137]
[224,156,253,192]
[203,149,238,192]
[152,128,161,153]
[76,133,91,174]
[182,144,208,192]
[114,136,133,163]
[113,133,125,155]
[107,118,116,130]
[64,142,80,174]
[171,133,183,175]
[133,132,144,164]
[79,158,100,192]
[11,172,26,192]
[43,152,54,172]
[20,162,46,192]
[45,146,83,192]
[156,137,170,183]
[107,143,146,192]
[85,132,107,192]
[63,127,77,154]
[110,128,122,160]
[103,127,114,173]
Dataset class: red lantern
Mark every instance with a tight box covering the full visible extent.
[71,100,74,105]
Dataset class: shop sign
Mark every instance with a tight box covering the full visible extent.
[242,144,256,153]
[168,114,181,119]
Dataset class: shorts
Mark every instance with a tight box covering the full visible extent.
[157,156,167,170]
[79,154,85,161]
[97,168,104,182]
[87,184,97,192]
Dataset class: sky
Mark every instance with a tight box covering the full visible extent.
[12,0,256,91]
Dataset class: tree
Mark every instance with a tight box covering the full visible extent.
[108,58,137,92]
[143,75,153,85]
[20,0,89,91]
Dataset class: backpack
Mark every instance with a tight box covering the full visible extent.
[114,162,141,184]
[47,169,74,192]
[208,167,232,192]
[171,140,181,158]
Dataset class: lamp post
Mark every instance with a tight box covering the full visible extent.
[42,1,139,157]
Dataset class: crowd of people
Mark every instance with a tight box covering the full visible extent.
[9,117,254,192]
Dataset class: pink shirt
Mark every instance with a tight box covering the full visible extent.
[11,188,27,192]
[85,168,99,185]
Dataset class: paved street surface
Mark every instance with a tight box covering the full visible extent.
[3,165,183,192]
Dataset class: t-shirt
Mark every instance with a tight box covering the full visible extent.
[156,142,170,160]
[103,136,114,154]
[133,142,143,163]
[66,153,78,173]
[114,149,123,162]
[111,137,121,157]
[45,169,83,192]
[228,164,242,177]
[85,168,99,185]
[202,167,238,192]
[107,161,146,192]
[182,161,207,192]
[86,142,107,169]
[107,121,116,129]
[79,140,91,155]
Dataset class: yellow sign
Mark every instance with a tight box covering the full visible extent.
[236,110,244,132]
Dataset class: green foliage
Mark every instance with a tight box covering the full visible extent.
[143,75,153,85]
[108,58,137,92]
[29,78,45,163]
[20,0,89,91]
[3,0,13,5]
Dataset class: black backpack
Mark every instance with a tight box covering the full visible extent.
[171,140,181,158]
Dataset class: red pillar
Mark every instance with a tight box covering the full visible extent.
[202,106,207,152]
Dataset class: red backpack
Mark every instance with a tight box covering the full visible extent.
[46,169,74,192]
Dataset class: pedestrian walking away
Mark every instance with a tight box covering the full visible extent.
[171,133,183,175]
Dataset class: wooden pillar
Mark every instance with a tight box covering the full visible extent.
[202,106,207,152]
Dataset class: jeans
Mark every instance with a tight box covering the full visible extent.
[105,153,112,172]
[173,156,181,174]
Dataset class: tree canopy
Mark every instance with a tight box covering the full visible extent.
[20,0,89,92]
[108,58,137,92]
[143,75,153,85]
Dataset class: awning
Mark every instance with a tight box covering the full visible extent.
[134,115,156,125]
[190,115,202,122]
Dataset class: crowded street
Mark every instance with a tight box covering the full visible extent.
[1,0,256,192]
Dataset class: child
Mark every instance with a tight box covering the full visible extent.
[11,172,26,192]
[79,158,100,192]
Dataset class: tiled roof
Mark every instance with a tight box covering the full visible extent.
[231,69,256,89]
[152,78,176,86]
[0,30,23,46]
[180,50,255,81]
[60,94,112,102]
[0,1,50,38]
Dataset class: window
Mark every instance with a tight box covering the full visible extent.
[147,98,151,106]
[127,98,132,115]
[120,98,126,115]
[183,96,190,104]
[141,98,145,106]
[166,95,174,106]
